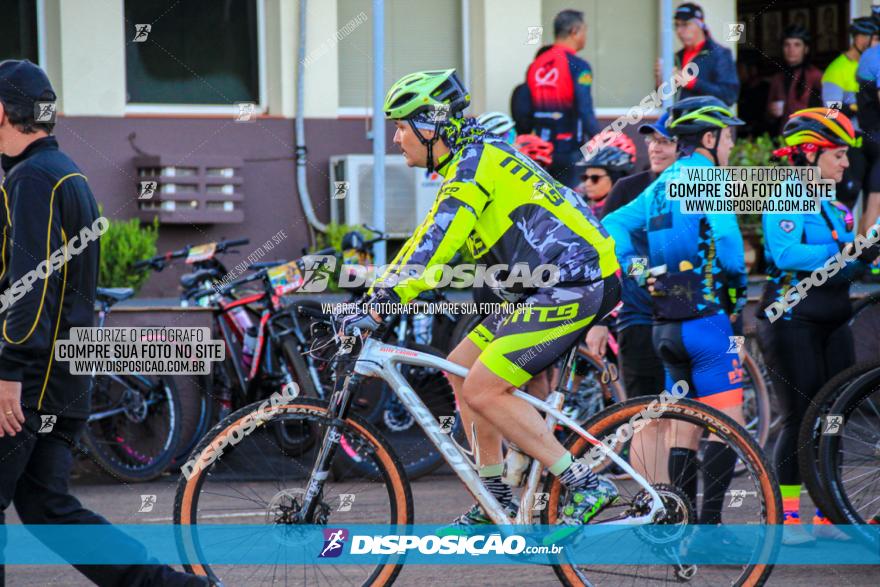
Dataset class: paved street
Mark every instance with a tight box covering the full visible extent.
[4,471,875,586]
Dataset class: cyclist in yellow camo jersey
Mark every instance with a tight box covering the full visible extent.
[339,69,623,531]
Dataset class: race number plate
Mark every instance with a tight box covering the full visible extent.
[185,243,217,264]
[267,261,304,295]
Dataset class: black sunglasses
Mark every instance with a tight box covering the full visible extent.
[583,173,609,183]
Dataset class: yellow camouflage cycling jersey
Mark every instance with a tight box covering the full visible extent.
[371,139,620,304]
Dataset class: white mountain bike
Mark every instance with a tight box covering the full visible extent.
[174,315,781,586]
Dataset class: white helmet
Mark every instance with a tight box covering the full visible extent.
[477,111,515,136]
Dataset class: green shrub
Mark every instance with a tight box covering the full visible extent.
[312,222,371,253]
[729,133,781,167]
[99,212,159,290]
[728,133,782,236]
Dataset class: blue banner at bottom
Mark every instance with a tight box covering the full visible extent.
[1,524,877,565]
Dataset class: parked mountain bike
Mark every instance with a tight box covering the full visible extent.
[174,316,782,587]
[798,358,880,543]
[132,237,252,306]
[134,237,299,463]
[79,288,182,483]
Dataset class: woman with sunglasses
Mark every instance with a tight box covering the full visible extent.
[758,108,880,544]
[578,133,636,216]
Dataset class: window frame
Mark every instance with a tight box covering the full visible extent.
[124,0,268,115]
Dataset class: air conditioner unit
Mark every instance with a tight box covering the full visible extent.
[329,155,443,238]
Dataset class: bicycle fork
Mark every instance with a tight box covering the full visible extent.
[299,373,357,522]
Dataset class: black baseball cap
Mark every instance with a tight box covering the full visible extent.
[0,60,56,110]
[675,2,705,22]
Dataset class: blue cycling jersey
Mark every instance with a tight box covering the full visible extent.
[761,198,869,323]
[603,152,748,320]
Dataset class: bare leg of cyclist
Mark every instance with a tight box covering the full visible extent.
[463,360,569,468]
[629,419,669,483]
[526,369,551,400]
[446,339,502,466]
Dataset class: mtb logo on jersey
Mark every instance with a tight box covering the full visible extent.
[503,303,578,325]
[499,155,540,184]
[318,528,348,558]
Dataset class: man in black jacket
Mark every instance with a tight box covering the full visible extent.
[0,60,207,587]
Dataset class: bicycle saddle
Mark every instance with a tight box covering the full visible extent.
[96,287,135,304]
[180,268,221,290]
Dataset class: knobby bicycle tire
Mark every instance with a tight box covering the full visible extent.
[82,374,182,483]
[543,397,782,587]
[174,397,414,587]
[797,359,880,520]
[816,361,880,534]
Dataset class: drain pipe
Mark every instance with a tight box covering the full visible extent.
[660,0,674,108]
[295,0,328,245]
[371,0,387,265]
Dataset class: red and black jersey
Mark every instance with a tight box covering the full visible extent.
[525,44,601,147]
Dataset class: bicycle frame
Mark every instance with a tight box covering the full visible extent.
[306,336,665,527]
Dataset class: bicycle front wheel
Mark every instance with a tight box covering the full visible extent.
[544,397,782,587]
[174,397,413,587]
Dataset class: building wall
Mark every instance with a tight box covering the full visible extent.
[13,0,741,298]
[53,115,396,296]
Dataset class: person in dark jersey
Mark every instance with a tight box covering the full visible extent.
[525,9,601,188]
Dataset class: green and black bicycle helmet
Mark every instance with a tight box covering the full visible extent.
[666,96,743,163]
[383,69,470,172]
[383,69,469,120]
[666,96,744,136]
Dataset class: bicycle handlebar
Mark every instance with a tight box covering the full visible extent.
[133,237,251,271]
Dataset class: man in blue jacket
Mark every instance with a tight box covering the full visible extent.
[671,3,740,106]
[526,9,601,188]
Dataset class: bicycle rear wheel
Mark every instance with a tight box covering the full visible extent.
[174,397,413,586]
[544,397,782,587]
[817,362,880,538]
[82,374,181,483]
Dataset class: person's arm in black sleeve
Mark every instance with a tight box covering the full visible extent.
[572,59,602,138]
[511,83,534,135]
[0,172,63,383]
[691,46,740,106]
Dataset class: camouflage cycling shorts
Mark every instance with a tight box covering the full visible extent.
[466,275,620,387]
